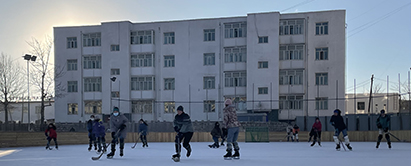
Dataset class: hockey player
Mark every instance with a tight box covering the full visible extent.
[311,117,322,146]
[209,122,222,148]
[286,124,294,142]
[92,115,106,153]
[138,119,149,147]
[87,115,97,151]
[292,124,300,142]
[330,109,352,151]
[45,123,58,150]
[107,107,129,158]
[223,99,241,160]
[376,110,391,149]
[172,106,194,162]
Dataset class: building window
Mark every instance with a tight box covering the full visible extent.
[111,69,120,75]
[131,30,154,44]
[132,100,153,113]
[164,78,175,90]
[258,36,268,43]
[84,77,102,92]
[110,45,120,51]
[315,73,328,85]
[204,53,215,66]
[224,71,246,87]
[224,22,247,38]
[67,81,78,93]
[224,46,246,63]
[279,69,303,85]
[67,103,78,115]
[67,37,77,49]
[258,87,268,94]
[258,61,268,69]
[67,59,77,71]
[315,48,328,60]
[316,22,328,35]
[164,55,175,67]
[279,19,304,35]
[164,102,175,113]
[203,77,215,89]
[204,100,216,112]
[131,53,154,67]
[83,55,101,69]
[131,76,154,91]
[84,100,102,114]
[279,45,304,60]
[357,102,365,110]
[83,33,101,47]
[204,29,215,41]
[111,91,120,98]
[279,95,303,110]
[164,32,175,44]
[316,97,328,110]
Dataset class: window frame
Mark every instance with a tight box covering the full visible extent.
[131,53,154,67]
[67,81,78,93]
[315,73,328,85]
[132,100,153,114]
[279,45,304,60]
[84,100,102,114]
[110,44,120,51]
[315,22,329,35]
[258,87,269,94]
[279,69,304,85]
[258,36,268,43]
[204,29,216,41]
[224,71,247,87]
[315,48,328,60]
[279,95,303,110]
[164,32,175,44]
[67,103,78,115]
[131,76,155,91]
[130,30,154,45]
[67,37,77,49]
[83,77,102,92]
[164,101,176,113]
[67,59,78,71]
[203,76,216,89]
[83,55,101,69]
[204,100,216,112]
[258,61,268,69]
[164,55,175,67]
[82,32,101,47]
[315,97,328,110]
[203,53,215,66]
[164,78,175,90]
[224,46,247,63]
[224,22,247,38]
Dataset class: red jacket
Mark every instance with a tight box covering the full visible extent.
[312,121,322,131]
[45,126,57,138]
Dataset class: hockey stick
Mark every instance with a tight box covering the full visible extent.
[338,139,346,151]
[92,129,120,160]
[131,133,141,149]
[388,132,405,142]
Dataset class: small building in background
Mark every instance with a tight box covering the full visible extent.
[0,101,55,124]
[345,93,399,115]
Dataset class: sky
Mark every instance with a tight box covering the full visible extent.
[0,0,410,96]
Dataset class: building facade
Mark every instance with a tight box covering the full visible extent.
[54,10,346,122]
[345,93,400,115]
[0,101,55,123]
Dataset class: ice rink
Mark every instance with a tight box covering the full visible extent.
[0,142,410,166]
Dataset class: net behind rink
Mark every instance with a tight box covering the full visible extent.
[245,126,269,142]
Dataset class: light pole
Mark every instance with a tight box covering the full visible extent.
[23,54,36,131]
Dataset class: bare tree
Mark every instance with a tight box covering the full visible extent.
[0,53,25,128]
[27,36,65,129]
[373,83,385,94]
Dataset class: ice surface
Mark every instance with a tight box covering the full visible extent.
[0,142,410,166]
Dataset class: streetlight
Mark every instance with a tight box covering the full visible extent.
[23,54,36,131]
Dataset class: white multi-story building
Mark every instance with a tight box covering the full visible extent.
[54,10,346,122]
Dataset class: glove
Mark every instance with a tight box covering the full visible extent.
[174,126,180,132]
[119,124,126,130]
[45,133,48,137]
[111,132,116,139]
[377,123,382,129]
[383,128,388,132]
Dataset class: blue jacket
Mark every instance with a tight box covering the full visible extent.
[92,119,106,137]
[138,123,148,136]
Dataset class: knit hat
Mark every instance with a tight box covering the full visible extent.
[90,115,95,118]
[380,110,385,114]
[225,99,232,105]
[113,107,119,112]
[334,109,340,114]
[177,106,184,112]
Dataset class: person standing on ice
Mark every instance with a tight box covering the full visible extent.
[92,115,106,153]
[87,114,97,151]
[45,123,58,150]
[292,124,300,142]
[311,117,322,146]
[222,99,241,160]
[376,110,391,149]
[138,119,149,147]
[286,124,294,142]
[107,107,128,158]
[209,122,222,148]
[172,106,194,162]
[330,109,352,151]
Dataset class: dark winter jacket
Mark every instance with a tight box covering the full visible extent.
[210,123,222,138]
[173,112,194,133]
[92,119,106,137]
[139,123,148,136]
[312,121,322,132]
[110,113,129,138]
[292,125,300,134]
[376,114,390,129]
[223,105,241,128]
[330,115,346,131]
[87,119,94,137]
[45,124,57,138]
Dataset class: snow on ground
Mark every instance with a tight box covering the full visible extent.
[0,142,410,166]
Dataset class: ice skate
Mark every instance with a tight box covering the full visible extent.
[172,154,180,162]
[120,149,124,157]
[107,151,115,159]
[336,144,341,151]
[224,151,232,160]
[346,144,352,151]
[232,150,240,160]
